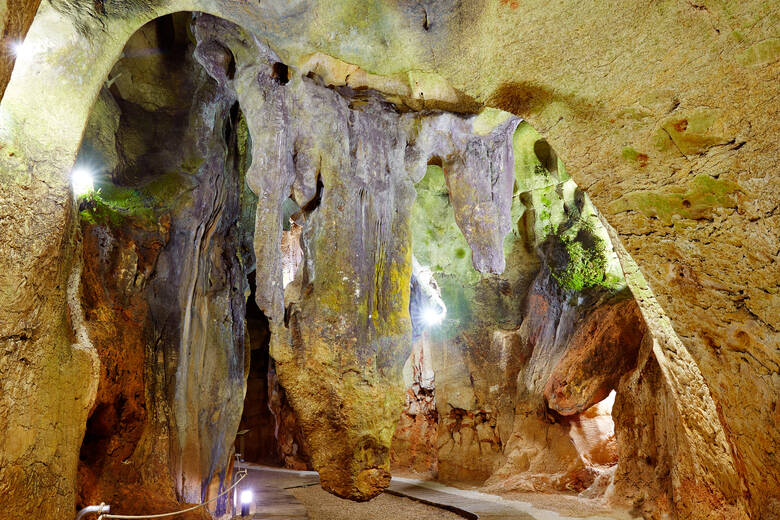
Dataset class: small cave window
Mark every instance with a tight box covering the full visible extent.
[566,390,618,468]
[427,156,443,168]
[272,62,289,85]
[533,138,558,176]
[281,197,303,288]
[226,49,236,80]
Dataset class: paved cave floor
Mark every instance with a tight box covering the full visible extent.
[291,486,463,520]
[234,464,633,520]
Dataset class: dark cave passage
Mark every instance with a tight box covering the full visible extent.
[236,270,276,466]
[237,269,310,469]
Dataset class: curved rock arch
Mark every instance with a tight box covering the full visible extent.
[0,1,776,519]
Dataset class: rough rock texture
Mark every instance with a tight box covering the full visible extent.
[404,120,642,493]
[484,268,645,494]
[409,115,521,274]
[607,232,753,520]
[1,1,778,518]
[237,275,311,469]
[76,210,168,514]
[390,379,439,477]
[267,361,312,470]
[72,17,255,517]
[545,298,645,416]
[0,169,99,520]
[390,332,438,476]
[236,294,279,466]
[193,15,542,501]
[194,17,415,501]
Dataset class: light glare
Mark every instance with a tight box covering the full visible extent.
[71,168,94,196]
[8,40,30,60]
[239,489,253,505]
[422,306,445,327]
[599,390,617,415]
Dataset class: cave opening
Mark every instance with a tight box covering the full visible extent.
[72,11,264,514]
[565,390,619,470]
[0,0,772,518]
[237,265,310,471]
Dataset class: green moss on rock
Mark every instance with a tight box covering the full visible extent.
[79,172,192,229]
[79,185,155,227]
[654,108,735,155]
[622,147,638,161]
[608,174,742,224]
[548,221,611,292]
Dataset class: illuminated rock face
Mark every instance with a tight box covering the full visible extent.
[0,0,42,98]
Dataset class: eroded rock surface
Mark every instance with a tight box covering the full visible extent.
[545,296,645,416]
[72,17,255,517]
[193,15,542,501]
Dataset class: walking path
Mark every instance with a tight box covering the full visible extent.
[233,465,313,519]
[235,464,629,520]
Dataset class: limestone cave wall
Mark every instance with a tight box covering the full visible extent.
[73,15,255,517]
[0,0,42,98]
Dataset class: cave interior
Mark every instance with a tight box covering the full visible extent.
[0,4,777,520]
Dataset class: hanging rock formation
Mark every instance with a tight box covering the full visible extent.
[193,14,535,501]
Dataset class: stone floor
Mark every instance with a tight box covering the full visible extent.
[232,464,632,520]
[231,466,313,519]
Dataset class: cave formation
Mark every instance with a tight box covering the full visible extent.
[0,2,777,520]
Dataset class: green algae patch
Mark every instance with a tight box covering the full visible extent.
[143,171,191,203]
[549,226,608,292]
[79,172,193,229]
[621,146,649,166]
[513,122,558,193]
[79,184,156,228]
[236,110,251,170]
[512,122,570,191]
[616,106,653,120]
[608,174,742,224]
[621,147,639,161]
[738,38,780,67]
[655,107,735,155]
[372,242,412,339]
[180,156,205,174]
[472,108,514,136]
[411,165,482,286]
